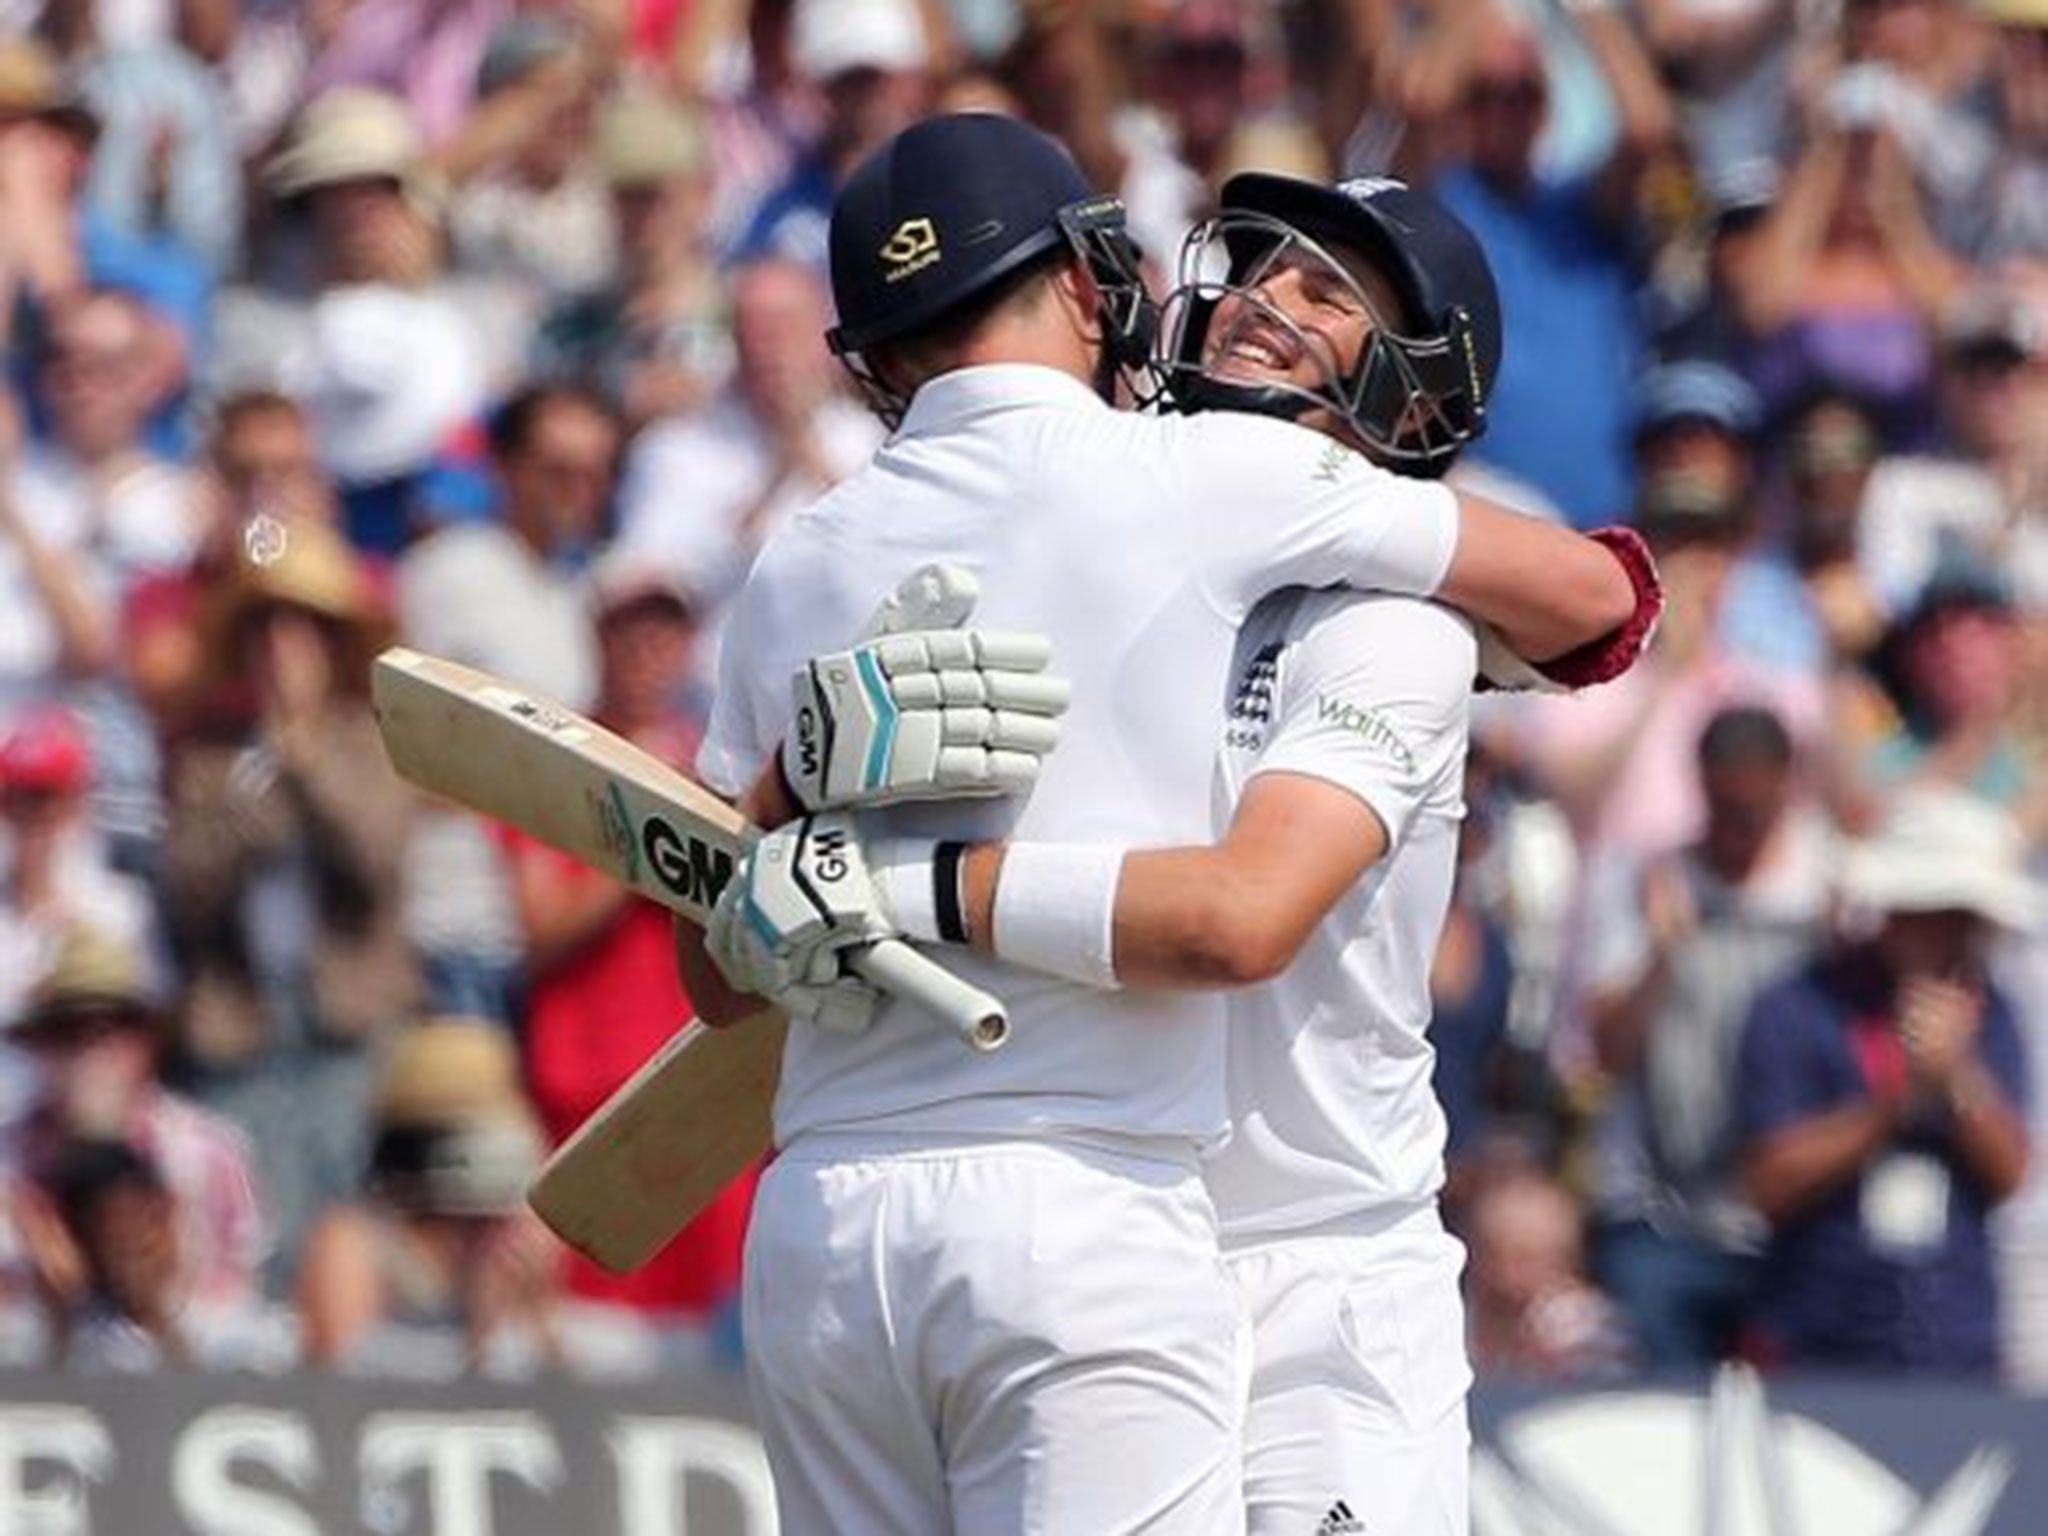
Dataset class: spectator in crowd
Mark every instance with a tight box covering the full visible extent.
[1957,0,2048,265]
[1117,1,1263,263]
[1858,284,2048,616]
[6,291,200,865]
[1463,1160,1633,1382]
[124,390,346,738]
[298,1016,562,1378]
[230,88,488,557]
[445,15,616,324]
[668,0,811,252]
[1520,362,1825,868]
[615,256,881,699]
[1736,788,2034,1376]
[158,520,417,1279]
[1859,552,2038,827]
[510,553,754,1357]
[59,4,243,277]
[1778,386,1890,665]
[1429,739,1577,1185]
[1581,706,1834,1371]
[532,86,734,429]
[1400,4,1675,527]
[0,34,211,374]
[1735,59,1967,431]
[1633,0,1799,185]
[397,382,621,1024]
[1649,155,1781,367]
[3,292,197,704]
[0,925,271,1367]
[1431,745,1521,1177]
[733,0,932,272]
[0,707,153,1026]
[297,0,520,150]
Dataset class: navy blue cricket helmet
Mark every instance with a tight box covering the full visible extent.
[826,113,1156,420]
[1160,173,1503,475]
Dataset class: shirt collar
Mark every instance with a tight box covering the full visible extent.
[894,364,1109,441]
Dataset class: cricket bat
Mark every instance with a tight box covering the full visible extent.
[371,647,1008,1049]
[371,647,1010,1268]
[530,1008,784,1272]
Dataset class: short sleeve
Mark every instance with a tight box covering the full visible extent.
[1736,976,1838,1144]
[697,581,770,798]
[1170,414,1460,622]
[1248,593,1473,845]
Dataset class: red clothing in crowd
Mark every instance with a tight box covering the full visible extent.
[508,831,757,1318]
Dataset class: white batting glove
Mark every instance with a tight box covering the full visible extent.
[705,813,900,1035]
[782,564,1070,812]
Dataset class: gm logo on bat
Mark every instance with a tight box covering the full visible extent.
[643,814,736,908]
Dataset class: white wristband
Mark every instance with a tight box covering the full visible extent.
[867,837,943,944]
[992,842,1124,990]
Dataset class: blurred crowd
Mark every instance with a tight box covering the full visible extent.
[0,0,2044,1390]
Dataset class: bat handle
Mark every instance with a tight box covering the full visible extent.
[852,940,1009,1053]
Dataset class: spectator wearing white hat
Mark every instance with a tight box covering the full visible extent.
[213,89,488,559]
[730,0,932,274]
[0,925,273,1369]
[1734,788,2035,1376]
[531,87,734,430]
[298,1017,561,1379]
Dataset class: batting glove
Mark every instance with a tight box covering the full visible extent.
[782,564,1070,811]
[706,812,900,1036]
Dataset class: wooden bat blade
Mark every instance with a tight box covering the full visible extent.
[529,1012,784,1273]
[373,646,748,924]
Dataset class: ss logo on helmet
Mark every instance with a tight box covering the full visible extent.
[880,217,942,282]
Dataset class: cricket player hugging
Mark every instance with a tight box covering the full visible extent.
[689,114,1660,1536]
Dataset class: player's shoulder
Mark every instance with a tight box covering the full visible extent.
[1289,585,1478,682]
[1295,583,1476,642]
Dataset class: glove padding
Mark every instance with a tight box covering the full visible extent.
[705,812,896,1035]
[783,563,1070,811]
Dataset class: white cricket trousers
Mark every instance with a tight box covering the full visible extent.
[1228,1208,1472,1536]
[743,1134,1250,1536]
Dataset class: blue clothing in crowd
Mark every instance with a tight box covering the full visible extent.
[1736,955,2030,1376]
[1435,166,1642,529]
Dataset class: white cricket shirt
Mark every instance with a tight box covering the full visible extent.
[1200,588,1476,1244]
[699,365,1458,1152]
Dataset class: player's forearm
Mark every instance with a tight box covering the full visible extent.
[675,917,770,1027]
[1440,496,1637,662]
[959,841,1308,988]
[955,780,1382,992]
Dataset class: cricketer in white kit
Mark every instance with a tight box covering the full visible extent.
[716,169,1661,1536]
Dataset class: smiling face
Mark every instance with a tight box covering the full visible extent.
[1196,233,1411,446]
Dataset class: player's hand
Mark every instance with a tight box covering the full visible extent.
[782,563,1070,811]
[705,812,897,1035]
